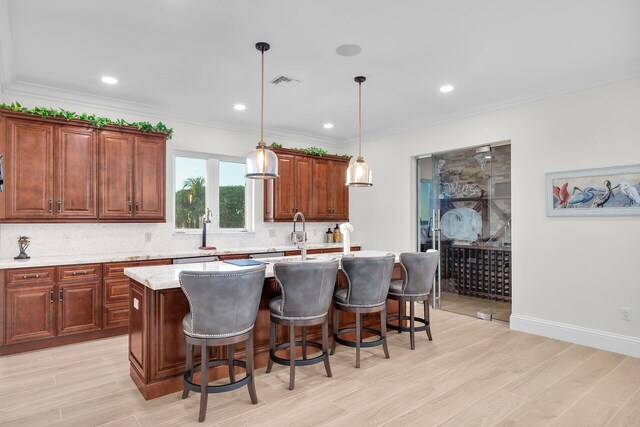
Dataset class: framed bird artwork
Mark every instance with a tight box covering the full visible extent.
[546,164,640,216]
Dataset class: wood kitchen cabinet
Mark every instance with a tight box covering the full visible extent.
[98,131,133,218]
[310,158,348,221]
[98,131,165,220]
[0,109,168,223]
[4,265,101,344]
[264,153,313,220]
[3,118,55,218]
[57,264,102,336]
[3,119,98,219]
[103,259,172,329]
[264,147,349,222]
[5,284,56,344]
[55,126,98,218]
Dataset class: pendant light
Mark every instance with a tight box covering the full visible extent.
[245,42,278,179]
[346,76,373,187]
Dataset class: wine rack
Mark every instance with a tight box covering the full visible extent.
[441,242,511,301]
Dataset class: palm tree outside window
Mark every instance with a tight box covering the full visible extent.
[174,154,252,232]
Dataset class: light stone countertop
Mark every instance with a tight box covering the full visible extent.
[0,243,360,270]
[124,250,399,291]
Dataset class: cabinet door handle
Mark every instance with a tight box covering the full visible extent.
[50,290,54,303]
[49,199,53,214]
[128,201,132,213]
[22,274,40,279]
[135,202,139,213]
[57,199,62,213]
[71,270,87,276]
[59,289,63,302]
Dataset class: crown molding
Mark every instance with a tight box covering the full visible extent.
[3,80,344,148]
[340,70,640,146]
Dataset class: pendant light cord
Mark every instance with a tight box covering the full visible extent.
[260,49,265,146]
[358,81,362,159]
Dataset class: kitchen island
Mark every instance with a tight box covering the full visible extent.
[124,250,402,399]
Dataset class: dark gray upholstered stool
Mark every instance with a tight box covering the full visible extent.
[331,254,395,368]
[387,251,439,349]
[179,266,266,422]
[266,259,339,390]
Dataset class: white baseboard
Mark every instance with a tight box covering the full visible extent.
[510,314,640,358]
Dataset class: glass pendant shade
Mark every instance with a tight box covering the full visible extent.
[346,156,373,187]
[347,75,373,187]
[245,144,279,179]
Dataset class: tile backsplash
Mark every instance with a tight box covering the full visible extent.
[0,221,339,260]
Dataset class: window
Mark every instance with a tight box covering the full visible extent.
[174,153,252,232]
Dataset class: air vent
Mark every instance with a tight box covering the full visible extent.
[271,75,300,86]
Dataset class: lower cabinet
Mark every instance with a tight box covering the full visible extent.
[4,272,101,344]
[5,284,56,344]
[1,259,170,354]
[102,259,172,330]
[57,280,102,336]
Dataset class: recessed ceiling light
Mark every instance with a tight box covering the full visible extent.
[101,76,118,85]
[323,123,334,129]
[233,104,246,111]
[336,44,362,57]
[440,84,454,93]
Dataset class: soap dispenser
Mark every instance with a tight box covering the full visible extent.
[325,228,334,243]
[333,224,342,243]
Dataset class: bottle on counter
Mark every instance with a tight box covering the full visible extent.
[325,228,334,243]
[333,224,342,243]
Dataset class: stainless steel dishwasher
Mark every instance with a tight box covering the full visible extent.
[249,252,285,259]
[172,255,219,264]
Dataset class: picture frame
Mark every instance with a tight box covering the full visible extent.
[546,164,640,217]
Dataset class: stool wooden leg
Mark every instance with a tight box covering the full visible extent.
[182,340,193,399]
[410,299,416,350]
[330,305,338,355]
[355,311,362,368]
[246,331,258,404]
[301,326,307,360]
[398,300,402,333]
[424,299,432,341]
[266,320,275,373]
[289,321,296,390]
[322,317,332,377]
[228,344,235,383]
[199,342,208,422]
[381,305,390,359]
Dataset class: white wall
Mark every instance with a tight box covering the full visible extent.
[348,77,640,356]
[0,93,343,259]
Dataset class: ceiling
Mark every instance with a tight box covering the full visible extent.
[1,0,639,145]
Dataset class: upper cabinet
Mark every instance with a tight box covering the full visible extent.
[98,131,134,219]
[98,131,166,220]
[3,118,55,218]
[264,148,350,222]
[0,110,167,223]
[56,126,98,218]
[133,135,165,219]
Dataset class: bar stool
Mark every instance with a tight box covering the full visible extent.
[331,254,395,368]
[266,259,339,390]
[179,266,266,422]
[386,251,439,349]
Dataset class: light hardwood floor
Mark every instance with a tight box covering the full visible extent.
[1,308,639,427]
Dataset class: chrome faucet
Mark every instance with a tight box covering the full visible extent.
[291,212,307,261]
[200,208,213,249]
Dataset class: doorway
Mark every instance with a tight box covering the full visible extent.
[417,143,511,322]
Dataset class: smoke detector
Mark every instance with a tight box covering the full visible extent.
[271,75,300,87]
